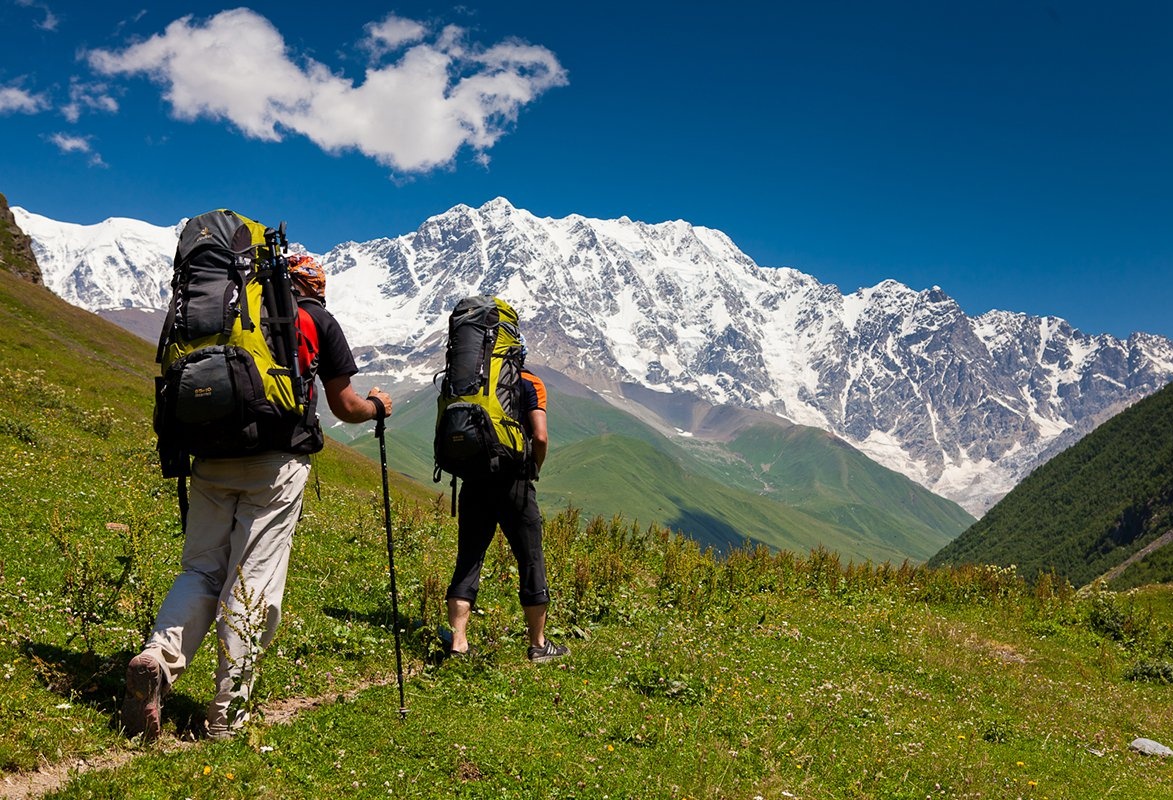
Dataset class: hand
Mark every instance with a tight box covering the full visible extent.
[367,387,392,420]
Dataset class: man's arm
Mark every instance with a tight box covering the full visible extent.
[323,376,392,424]
[528,408,548,470]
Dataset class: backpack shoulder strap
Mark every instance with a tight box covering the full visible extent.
[295,298,323,378]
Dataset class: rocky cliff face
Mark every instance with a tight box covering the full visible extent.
[14,198,1173,515]
[0,193,42,284]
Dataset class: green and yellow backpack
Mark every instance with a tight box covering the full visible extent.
[153,209,317,479]
[433,296,530,492]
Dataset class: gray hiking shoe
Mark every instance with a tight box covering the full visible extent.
[206,715,248,740]
[123,653,165,741]
[527,638,569,663]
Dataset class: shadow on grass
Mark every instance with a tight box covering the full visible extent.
[322,606,450,666]
[24,642,207,737]
[322,605,395,628]
[665,504,748,554]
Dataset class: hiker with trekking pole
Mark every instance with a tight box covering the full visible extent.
[124,211,393,741]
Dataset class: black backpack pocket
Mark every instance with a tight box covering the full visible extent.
[174,347,240,424]
[157,346,268,458]
[435,402,497,478]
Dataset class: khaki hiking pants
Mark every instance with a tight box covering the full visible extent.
[142,452,310,735]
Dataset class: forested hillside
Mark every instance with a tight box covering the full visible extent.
[930,381,1173,588]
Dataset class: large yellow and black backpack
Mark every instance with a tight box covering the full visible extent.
[153,209,313,479]
[433,296,530,494]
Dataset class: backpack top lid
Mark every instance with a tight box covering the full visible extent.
[448,295,520,341]
[175,209,268,270]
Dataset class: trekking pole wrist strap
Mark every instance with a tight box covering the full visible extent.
[369,395,386,420]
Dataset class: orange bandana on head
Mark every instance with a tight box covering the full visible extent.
[287,254,326,301]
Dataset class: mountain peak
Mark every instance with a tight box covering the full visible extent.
[13,199,1173,517]
[481,196,516,212]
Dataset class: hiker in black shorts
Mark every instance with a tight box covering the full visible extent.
[445,349,568,663]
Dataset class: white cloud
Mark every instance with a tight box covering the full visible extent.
[362,14,426,59]
[48,132,91,153]
[0,86,49,114]
[86,8,567,173]
[15,0,58,32]
[46,132,107,167]
[61,80,119,123]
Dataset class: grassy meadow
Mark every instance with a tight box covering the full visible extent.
[1,271,1172,798]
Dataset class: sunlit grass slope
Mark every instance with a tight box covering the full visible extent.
[1,268,1171,799]
[0,268,431,772]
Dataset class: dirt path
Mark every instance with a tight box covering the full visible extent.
[1093,528,1173,586]
[0,672,404,799]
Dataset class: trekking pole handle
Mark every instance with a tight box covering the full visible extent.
[369,395,387,433]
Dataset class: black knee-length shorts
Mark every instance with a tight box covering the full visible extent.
[445,475,550,607]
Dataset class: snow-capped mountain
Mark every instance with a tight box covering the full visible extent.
[14,199,1173,515]
[12,208,180,311]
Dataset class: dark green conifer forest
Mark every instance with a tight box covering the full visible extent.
[930,382,1173,588]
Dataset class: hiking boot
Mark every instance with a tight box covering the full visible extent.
[123,653,165,741]
[206,715,247,740]
[527,638,569,663]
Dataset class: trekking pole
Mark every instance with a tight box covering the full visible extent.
[264,225,304,405]
[374,405,408,719]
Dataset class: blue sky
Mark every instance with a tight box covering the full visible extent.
[1,1,1170,339]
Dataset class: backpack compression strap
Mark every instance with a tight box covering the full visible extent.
[177,476,189,535]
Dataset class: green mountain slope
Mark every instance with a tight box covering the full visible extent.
[368,376,974,563]
[540,432,874,558]
[718,422,974,558]
[929,381,1173,588]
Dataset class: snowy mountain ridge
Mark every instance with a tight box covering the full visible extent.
[13,199,1173,515]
